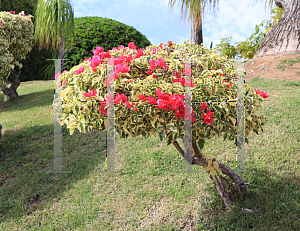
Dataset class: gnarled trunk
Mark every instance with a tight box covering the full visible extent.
[173,137,249,211]
[1,69,21,100]
[253,0,300,58]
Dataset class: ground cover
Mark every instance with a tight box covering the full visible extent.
[0,73,299,230]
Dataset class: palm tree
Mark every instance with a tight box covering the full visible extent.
[33,0,76,78]
[167,0,219,46]
[167,0,299,58]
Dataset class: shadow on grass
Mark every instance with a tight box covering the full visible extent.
[0,122,107,223]
[198,167,300,230]
[0,88,56,113]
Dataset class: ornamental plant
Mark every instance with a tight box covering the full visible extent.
[51,39,269,210]
[0,10,34,90]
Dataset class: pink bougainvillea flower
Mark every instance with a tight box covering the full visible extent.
[92,47,104,56]
[200,102,208,110]
[83,89,97,98]
[260,91,269,98]
[156,58,166,68]
[74,66,86,75]
[202,110,214,125]
[128,41,137,49]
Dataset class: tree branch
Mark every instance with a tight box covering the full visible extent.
[172,140,194,165]
[131,64,150,78]
[172,137,248,199]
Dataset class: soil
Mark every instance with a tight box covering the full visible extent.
[243,52,300,83]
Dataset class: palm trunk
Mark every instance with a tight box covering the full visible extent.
[191,10,204,46]
[51,26,69,80]
[254,0,300,58]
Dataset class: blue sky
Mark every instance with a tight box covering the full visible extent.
[65,0,278,61]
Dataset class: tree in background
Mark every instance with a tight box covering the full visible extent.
[212,4,285,62]
[167,0,218,46]
[0,0,53,82]
[250,0,299,58]
[33,0,76,77]
[0,0,77,84]
[0,0,76,100]
[167,0,298,58]
[0,0,76,140]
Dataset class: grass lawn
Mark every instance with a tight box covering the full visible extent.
[0,76,299,230]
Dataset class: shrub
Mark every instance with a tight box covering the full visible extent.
[50,39,270,210]
[60,16,152,74]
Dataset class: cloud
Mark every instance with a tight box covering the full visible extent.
[69,0,278,58]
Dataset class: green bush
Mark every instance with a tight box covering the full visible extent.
[60,16,152,73]
[0,0,55,82]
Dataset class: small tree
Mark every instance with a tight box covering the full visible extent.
[52,40,269,211]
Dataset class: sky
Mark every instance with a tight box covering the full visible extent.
[59,0,278,61]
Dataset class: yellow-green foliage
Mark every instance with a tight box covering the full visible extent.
[52,40,268,153]
[0,11,35,88]
[215,5,284,61]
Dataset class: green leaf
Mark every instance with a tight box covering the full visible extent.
[121,130,126,138]
[196,122,202,128]
[215,105,222,113]
[129,123,136,128]
[249,105,254,112]
[142,130,149,138]
[159,130,166,141]
[122,107,127,117]
[197,138,205,150]
[223,132,228,141]
[75,106,79,115]
[166,133,173,145]
[205,128,211,138]
[230,128,236,135]
[80,123,84,133]
[192,130,196,139]
[116,127,122,136]
[167,125,176,132]
[173,132,178,141]
[157,125,164,132]
[214,127,220,136]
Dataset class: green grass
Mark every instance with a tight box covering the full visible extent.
[0,76,300,230]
